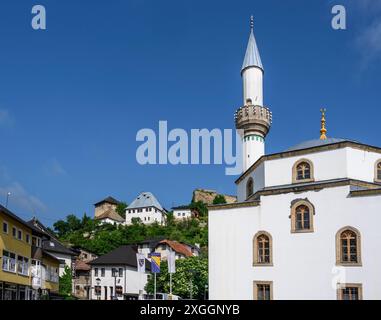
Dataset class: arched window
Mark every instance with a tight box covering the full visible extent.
[336,227,362,266]
[246,178,254,199]
[375,160,381,182]
[253,231,273,266]
[292,159,314,183]
[290,200,314,233]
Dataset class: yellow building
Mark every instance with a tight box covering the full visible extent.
[0,205,60,300]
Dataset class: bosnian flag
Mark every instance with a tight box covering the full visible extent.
[150,252,161,273]
[136,253,146,273]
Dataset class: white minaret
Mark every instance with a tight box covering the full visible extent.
[235,16,272,172]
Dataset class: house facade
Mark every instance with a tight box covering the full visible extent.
[0,205,60,300]
[89,245,150,300]
[125,192,166,225]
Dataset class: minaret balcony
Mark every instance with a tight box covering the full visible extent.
[234,103,272,137]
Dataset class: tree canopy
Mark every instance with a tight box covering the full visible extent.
[145,256,208,299]
[53,213,208,256]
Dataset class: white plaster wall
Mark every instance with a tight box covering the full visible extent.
[242,67,263,106]
[99,218,122,226]
[346,148,381,182]
[173,209,192,220]
[90,266,148,300]
[209,185,381,300]
[264,148,348,187]
[48,252,72,277]
[125,207,165,225]
[244,138,264,173]
[237,162,265,202]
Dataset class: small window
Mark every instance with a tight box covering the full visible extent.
[94,268,98,277]
[17,230,22,240]
[2,221,8,234]
[336,227,362,266]
[118,268,123,277]
[101,268,105,277]
[375,160,381,182]
[292,159,314,183]
[253,281,273,300]
[253,232,273,266]
[291,200,314,233]
[337,284,362,300]
[246,178,254,200]
[26,234,30,244]
[12,227,16,238]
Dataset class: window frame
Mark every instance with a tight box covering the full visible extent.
[290,200,315,233]
[2,221,8,234]
[337,283,363,300]
[374,160,381,183]
[292,159,315,183]
[335,226,362,266]
[253,281,273,300]
[253,231,273,267]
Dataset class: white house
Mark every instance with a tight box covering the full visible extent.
[125,192,166,225]
[208,17,381,300]
[89,245,150,300]
[172,205,193,220]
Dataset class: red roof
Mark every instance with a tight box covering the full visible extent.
[158,240,193,257]
[75,260,91,271]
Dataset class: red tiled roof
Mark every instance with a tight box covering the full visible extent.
[158,240,193,257]
[75,260,91,271]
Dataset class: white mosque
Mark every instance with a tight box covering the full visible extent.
[208,17,381,300]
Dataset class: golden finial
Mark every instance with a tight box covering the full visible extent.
[320,108,327,140]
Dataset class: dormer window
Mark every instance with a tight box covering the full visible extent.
[246,178,254,200]
[375,160,381,182]
[292,159,314,183]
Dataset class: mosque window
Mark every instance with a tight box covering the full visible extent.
[292,159,314,183]
[337,284,362,300]
[290,200,314,233]
[253,232,273,266]
[253,281,273,300]
[246,178,254,199]
[375,160,381,182]
[336,227,361,266]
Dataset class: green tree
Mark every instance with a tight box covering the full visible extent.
[145,257,208,299]
[59,265,73,296]
[189,201,208,218]
[116,202,128,219]
[212,195,226,205]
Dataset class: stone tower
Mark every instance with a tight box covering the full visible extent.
[235,16,272,172]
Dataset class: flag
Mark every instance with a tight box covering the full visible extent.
[136,253,146,273]
[167,251,176,274]
[150,252,161,273]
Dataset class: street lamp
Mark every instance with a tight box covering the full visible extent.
[5,192,11,208]
[204,284,208,300]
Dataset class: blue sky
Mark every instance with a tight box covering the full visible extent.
[0,0,380,226]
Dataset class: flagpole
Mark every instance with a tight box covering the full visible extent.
[169,248,172,296]
[154,273,157,300]
[170,272,172,296]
